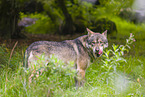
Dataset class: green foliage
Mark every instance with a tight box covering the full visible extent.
[25,54,76,89]
[23,54,76,96]
[99,0,134,14]
[20,12,58,34]
[102,33,135,73]
[110,16,145,39]
[67,1,93,26]
[0,52,76,96]
[19,0,145,36]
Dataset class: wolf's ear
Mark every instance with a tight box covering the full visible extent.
[102,30,107,37]
[86,28,94,36]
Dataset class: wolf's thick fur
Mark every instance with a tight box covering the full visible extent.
[24,28,108,86]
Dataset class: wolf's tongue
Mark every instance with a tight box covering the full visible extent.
[98,50,103,55]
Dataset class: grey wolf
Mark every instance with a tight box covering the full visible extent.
[24,28,108,87]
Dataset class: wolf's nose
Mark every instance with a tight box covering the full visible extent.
[96,49,99,53]
[96,49,99,51]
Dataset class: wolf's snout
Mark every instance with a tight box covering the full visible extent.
[96,48,99,51]
[95,49,103,55]
[96,49,99,53]
[98,50,103,55]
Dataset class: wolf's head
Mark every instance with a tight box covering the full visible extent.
[86,28,108,57]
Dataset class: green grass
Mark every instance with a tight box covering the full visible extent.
[1,55,144,96]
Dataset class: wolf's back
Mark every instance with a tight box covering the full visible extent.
[23,40,80,67]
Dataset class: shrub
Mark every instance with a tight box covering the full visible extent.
[20,13,58,34]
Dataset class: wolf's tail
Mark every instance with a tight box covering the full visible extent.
[23,49,28,68]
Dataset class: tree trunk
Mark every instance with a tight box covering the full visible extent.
[56,0,75,35]
[0,0,22,39]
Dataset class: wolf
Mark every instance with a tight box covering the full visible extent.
[24,28,108,87]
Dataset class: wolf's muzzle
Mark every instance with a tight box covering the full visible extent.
[95,49,103,57]
[93,47,103,57]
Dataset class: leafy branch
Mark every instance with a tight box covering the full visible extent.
[102,33,135,73]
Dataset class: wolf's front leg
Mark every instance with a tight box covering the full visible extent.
[29,69,44,83]
[75,69,86,87]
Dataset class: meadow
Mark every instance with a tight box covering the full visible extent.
[0,16,145,97]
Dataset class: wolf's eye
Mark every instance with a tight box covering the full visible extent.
[100,41,103,44]
[100,41,105,46]
[101,44,104,46]
[91,42,95,46]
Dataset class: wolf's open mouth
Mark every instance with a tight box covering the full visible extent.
[95,50,103,57]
